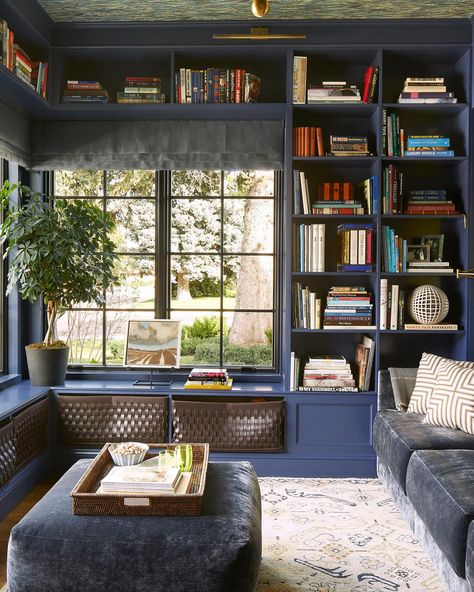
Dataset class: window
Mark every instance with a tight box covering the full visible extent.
[54,169,278,370]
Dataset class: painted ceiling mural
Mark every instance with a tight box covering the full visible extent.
[36,0,474,22]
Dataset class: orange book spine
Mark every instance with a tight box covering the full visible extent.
[343,182,351,200]
[304,127,310,157]
[310,127,316,157]
[316,127,324,156]
[334,183,340,200]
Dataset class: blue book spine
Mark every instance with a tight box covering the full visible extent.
[406,150,455,157]
[402,239,407,273]
[191,71,198,103]
[336,264,373,272]
[372,175,378,215]
[384,226,391,272]
[389,228,396,272]
[407,138,450,147]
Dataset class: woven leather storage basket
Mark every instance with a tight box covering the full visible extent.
[0,420,16,487]
[57,395,168,447]
[14,398,48,469]
[172,396,285,452]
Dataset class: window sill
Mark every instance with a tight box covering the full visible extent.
[0,374,23,391]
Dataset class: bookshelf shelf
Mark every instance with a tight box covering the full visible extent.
[381,272,457,277]
[0,63,50,117]
[383,103,468,113]
[293,156,378,164]
[293,214,376,221]
[381,330,465,335]
[292,272,377,277]
[381,214,465,220]
[292,328,377,334]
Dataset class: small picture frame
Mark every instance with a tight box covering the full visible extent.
[124,319,182,369]
[407,244,430,263]
[420,234,444,262]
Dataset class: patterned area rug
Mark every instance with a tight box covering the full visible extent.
[0,478,444,592]
[257,478,444,592]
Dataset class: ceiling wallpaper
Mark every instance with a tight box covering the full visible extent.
[36,0,474,22]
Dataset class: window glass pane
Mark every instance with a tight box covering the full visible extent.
[107,199,155,253]
[54,170,103,196]
[224,256,273,310]
[105,310,155,365]
[224,199,273,253]
[57,306,103,365]
[106,170,155,197]
[224,170,274,197]
[171,171,221,196]
[107,255,155,309]
[171,311,221,366]
[170,255,221,307]
[223,312,273,367]
[171,199,220,253]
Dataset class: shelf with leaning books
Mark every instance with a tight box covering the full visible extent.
[292,48,379,107]
[0,60,50,116]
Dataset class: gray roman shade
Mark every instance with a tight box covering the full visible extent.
[30,120,284,171]
[0,102,30,168]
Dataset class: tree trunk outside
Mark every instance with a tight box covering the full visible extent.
[176,272,192,301]
[229,187,273,346]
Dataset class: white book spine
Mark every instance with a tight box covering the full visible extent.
[349,230,358,265]
[186,68,192,103]
[290,351,295,391]
[317,224,325,272]
[311,224,317,272]
[292,56,307,104]
[309,292,315,329]
[380,278,388,330]
[358,229,366,264]
[390,284,399,330]
[299,171,309,214]
[179,68,186,103]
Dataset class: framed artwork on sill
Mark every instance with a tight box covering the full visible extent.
[124,319,182,369]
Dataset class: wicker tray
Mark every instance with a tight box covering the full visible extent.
[70,443,209,517]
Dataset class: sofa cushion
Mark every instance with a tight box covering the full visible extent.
[406,450,474,578]
[388,367,417,411]
[407,353,474,415]
[466,521,474,589]
[424,362,474,435]
[373,409,474,492]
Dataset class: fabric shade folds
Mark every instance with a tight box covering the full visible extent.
[30,119,284,171]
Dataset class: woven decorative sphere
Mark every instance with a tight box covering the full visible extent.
[408,285,449,325]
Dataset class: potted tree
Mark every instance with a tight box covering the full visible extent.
[0,181,118,385]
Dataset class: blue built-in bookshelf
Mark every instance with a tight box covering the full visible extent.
[0,3,473,477]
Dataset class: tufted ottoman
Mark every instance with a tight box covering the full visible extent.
[7,460,262,592]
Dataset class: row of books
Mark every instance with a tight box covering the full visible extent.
[336,223,373,272]
[183,368,233,390]
[293,224,326,272]
[292,283,321,329]
[382,227,453,273]
[290,338,375,392]
[293,173,378,215]
[323,287,375,329]
[379,280,458,331]
[1,19,48,97]
[293,127,324,157]
[62,80,110,103]
[175,68,260,104]
[292,56,378,104]
[397,77,457,104]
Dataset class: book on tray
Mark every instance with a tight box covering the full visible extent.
[323,286,375,329]
[101,465,182,493]
[116,76,165,104]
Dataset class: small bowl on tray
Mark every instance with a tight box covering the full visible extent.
[108,442,149,466]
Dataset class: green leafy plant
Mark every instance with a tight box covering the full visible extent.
[0,181,118,346]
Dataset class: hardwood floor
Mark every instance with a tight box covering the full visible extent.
[0,475,58,587]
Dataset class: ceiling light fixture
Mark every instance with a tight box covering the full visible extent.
[213,27,306,40]
[251,0,270,18]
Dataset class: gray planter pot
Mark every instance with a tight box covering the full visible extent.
[25,347,69,386]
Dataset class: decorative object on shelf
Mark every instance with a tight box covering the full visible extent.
[0,181,118,386]
[407,284,449,325]
[456,268,474,280]
[251,0,270,18]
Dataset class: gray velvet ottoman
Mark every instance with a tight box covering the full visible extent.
[7,459,262,592]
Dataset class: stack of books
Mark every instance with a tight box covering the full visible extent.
[323,287,375,330]
[294,224,325,272]
[300,355,357,392]
[355,336,376,391]
[398,77,457,104]
[330,136,370,157]
[382,165,404,214]
[175,68,260,103]
[184,368,233,390]
[117,77,165,104]
[405,135,454,158]
[101,464,182,494]
[404,189,458,215]
[311,181,363,215]
[293,127,324,157]
[62,80,110,103]
[307,81,361,104]
[292,283,321,329]
[13,44,32,87]
[336,223,373,272]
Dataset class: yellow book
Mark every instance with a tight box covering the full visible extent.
[184,378,233,390]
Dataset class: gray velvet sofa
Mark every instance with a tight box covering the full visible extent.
[374,369,474,592]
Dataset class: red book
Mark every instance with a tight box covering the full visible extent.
[235,68,241,103]
[316,127,324,156]
[343,182,352,200]
[310,127,317,157]
[304,127,310,157]
[333,183,340,200]
[41,62,48,98]
[362,66,374,103]
[366,230,373,264]
[7,30,14,71]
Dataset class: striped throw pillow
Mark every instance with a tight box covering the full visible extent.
[406,353,474,415]
[423,362,474,435]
